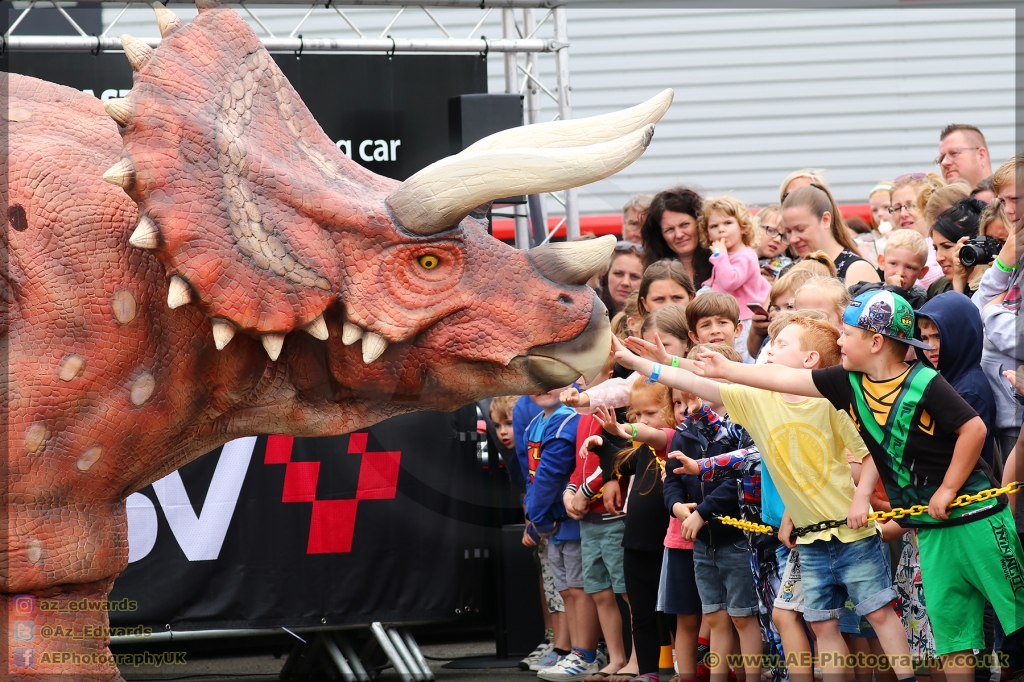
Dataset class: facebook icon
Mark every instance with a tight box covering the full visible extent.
[12,646,35,669]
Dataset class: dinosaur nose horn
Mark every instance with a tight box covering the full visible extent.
[528,235,616,285]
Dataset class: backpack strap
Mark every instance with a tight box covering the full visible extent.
[848,363,937,488]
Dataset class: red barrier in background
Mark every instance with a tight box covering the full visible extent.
[491,203,874,242]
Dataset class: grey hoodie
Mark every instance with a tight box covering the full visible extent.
[971,260,1024,430]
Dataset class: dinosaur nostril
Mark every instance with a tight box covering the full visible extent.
[558,295,573,306]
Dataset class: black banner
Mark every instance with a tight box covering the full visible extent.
[2,51,487,181]
[109,408,501,631]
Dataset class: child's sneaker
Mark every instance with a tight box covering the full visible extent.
[520,638,555,671]
[595,642,609,670]
[531,649,565,672]
[538,651,599,681]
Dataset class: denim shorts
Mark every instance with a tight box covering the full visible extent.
[797,533,896,623]
[693,539,758,616]
[772,546,865,635]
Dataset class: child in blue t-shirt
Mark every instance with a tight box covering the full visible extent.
[523,388,602,677]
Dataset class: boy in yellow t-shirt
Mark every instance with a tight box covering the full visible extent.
[613,315,917,682]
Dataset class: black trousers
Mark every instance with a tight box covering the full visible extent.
[623,547,669,675]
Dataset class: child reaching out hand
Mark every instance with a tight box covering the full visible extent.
[591,381,677,682]
[687,289,1024,682]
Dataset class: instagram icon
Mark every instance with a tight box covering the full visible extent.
[12,595,36,617]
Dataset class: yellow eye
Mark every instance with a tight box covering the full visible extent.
[418,254,440,270]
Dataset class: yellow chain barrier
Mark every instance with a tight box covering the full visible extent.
[716,481,1021,536]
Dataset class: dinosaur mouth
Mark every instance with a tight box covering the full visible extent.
[524,298,611,389]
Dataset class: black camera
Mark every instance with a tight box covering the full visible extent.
[959,236,1003,268]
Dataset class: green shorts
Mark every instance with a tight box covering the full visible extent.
[917,506,1024,655]
[580,518,627,594]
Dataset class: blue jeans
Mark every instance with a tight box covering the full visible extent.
[798,534,896,623]
[693,539,758,616]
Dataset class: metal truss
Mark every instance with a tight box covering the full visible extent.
[3,0,579,243]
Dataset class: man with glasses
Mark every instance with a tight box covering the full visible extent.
[936,124,991,186]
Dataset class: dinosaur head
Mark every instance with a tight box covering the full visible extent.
[103,2,672,407]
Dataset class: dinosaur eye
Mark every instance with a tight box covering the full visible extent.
[418,254,440,270]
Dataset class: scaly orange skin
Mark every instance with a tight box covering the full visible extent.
[2,9,600,678]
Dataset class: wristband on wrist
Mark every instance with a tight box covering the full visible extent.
[629,423,638,440]
[994,256,1015,273]
[670,355,680,368]
[646,362,663,384]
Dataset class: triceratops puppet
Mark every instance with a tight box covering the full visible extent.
[2,1,671,677]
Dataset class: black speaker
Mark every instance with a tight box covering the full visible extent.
[449,94,525,206]
[500,524,546,656]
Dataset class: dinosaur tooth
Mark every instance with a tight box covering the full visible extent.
[152,2,184,37]
[361,332,388,364]
[121,34,153,72]
[261,333,286,361]
[103,98,132,127]
[128,216,159,249]
[166,275,192,309]
[342,321,363,346]
[304,314,329,341]
[211,319,235,350]
[102,159,135,189]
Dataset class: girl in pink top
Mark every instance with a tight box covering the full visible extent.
[698,196,771,322]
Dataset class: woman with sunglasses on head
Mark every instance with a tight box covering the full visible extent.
[778,168,828,203]
[640,186,712,287]
[600,242,646,316]
[753,204,792,282]
[890,172,946,287]
[780,183,880,286]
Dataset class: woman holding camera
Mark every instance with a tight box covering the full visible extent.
[927,197,998,299]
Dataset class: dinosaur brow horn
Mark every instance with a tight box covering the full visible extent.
[385,124,656,236]
[466,89,673,152]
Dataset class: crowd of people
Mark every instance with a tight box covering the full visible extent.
[483,124,1024,682]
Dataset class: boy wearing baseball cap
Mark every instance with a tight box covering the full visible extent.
[694,290,1024,682]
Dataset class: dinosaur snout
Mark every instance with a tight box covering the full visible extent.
[526,298,611,388]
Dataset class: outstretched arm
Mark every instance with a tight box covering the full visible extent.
[595,406,668,450]
[612,336,723,405]
[695,349,823,399]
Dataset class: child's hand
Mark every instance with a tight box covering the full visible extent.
[847,494,870,529]
[570,490,590,515]
[710,238,726,256]
[611,335,642,372]
[561,386,590,408]
[778,511,796,549]
[596,406,632,440]
[885,273,906,288]
[522,524,537,547]
[672,501,696,523]
[603,479,623,515]
[668,451,700,475]
[1004,366,1024,393]
[579,435,603,459]
[624,332,673,364]
[680,508,705,541]
[928,485,957,521]
[564,491,587,520]
[694,349,729,378]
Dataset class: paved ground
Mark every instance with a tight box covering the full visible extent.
[119,637,534,681]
